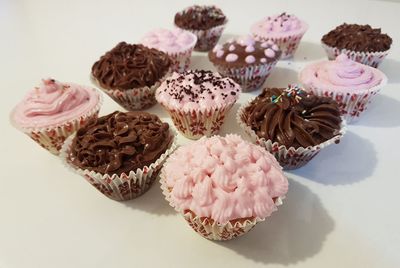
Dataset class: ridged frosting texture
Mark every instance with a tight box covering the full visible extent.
[141,28,197,54]
[251,13,307,38]
[163,134,288,224]
[300,54,385,92]
[156,70,240,112]
[12,78,99,128]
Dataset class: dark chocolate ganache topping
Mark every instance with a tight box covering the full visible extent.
[322,23,392,52]
[242,86,342,149]
[69,111,172,175]
[174,5,226,30]
[91,42,171,90]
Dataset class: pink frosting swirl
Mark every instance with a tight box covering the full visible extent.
[163,135,288,224]
[12,78,100,128]
[251,13,308,38]
[141,28,197,54]
[300,54,385,92]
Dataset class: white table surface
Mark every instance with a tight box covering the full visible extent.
[1,0,399,267]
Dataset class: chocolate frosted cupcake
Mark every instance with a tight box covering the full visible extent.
[174,5,227,51]
[321,23,392,67]
[156,70,240,139]
[209,36,281,91]
[60,111,177,201]
[91,42,172,110]
[237,85,346,169]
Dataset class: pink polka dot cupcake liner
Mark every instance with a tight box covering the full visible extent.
[60,131,177,201]
[237,100,347,169]
[321,42,390,68]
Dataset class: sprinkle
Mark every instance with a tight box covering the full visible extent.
[245,55,256,64]
[216,50,224,58]
[226,53,238,62]
[264,48,275,58]
[245,45,255,53]
[229,44,236,51]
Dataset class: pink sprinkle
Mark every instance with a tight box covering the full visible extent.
[265,48,275,58]
[226,53,238,62]
[260,58,267,63]
[213,44,223,53]
[229,44,236,51]
[261,42,269,48]
[267,40,275,45]
[216,50,224,58]
[272,44,279,51]
[245,55,256,64]
[245,45,255,53]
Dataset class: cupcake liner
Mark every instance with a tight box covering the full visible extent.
[10,92,102,155]
[321,42,389,68]
[166,47,195,73]
[237,100,347,169]
[59,130,178,201]
[213,61,279,92]
[301,76,388,123]
[159,172,284,241]
[91,70,171,111]
[160,102,235,140]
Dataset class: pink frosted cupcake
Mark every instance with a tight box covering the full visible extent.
[299,54,387,123]
[10,78,102,155]
[141,28,197,72]
[156,70,240,139]
[160,134,288,241]
[251,12,308,59]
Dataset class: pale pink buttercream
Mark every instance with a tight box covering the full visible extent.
[155,71,240,112]
[251,13,308,39]
[12,78,100,128]
[299,54,386,92]
[141,28,197,54]
[163,135,288,224]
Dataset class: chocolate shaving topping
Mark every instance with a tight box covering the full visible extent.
[322,23,392,52]
[69,111,172,175]
[175,5,226,30]
[92,42,171,90]
[242,88,342,149]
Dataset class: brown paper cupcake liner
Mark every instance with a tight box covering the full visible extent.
[213,61,278,92]
[60,130,178,201]
[159,171,283,241]
[321,42,389,68]
[160,102,235,140]
[91,70,171,111]
[237,100,347,169]
[10,91,102,155]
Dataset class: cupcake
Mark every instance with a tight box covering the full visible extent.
[160,134,288,241]
[155,70,240,139]
[60,111,176,201]
[174,5,227,51]
[91,42,172,110]
[10,78,102,155]
[141,28,197,72]
[238,85,345,169]
[321,23,392,68]
[299,54,388,123]
[251,12,308,59]
[209,35,281,92]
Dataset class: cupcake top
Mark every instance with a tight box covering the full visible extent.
[163,134,288,224]
[174,5,226,30]
[300,54,386,92]
[69,111,173,176]
[11,78,100,129]
[91,42,171,90]
[156,70,240,112]
[241,86,342,149]
[251,12,308,38]
[208,36,281,68]
[321,23,392,52]
[141,28,197,54]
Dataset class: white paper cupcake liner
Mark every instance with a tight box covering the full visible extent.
[301,76,388,123]
[159,171,284,241]
[60,130,178,201]
[213,61,278,92]
[91,70,171,111]
[321,42,389,68]
[160,102,235,140]
[10,91,102,155]
[237,99,347,169]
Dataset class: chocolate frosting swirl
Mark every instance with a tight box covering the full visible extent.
[242,87,342,149]
[69,111,173,175]
[91,42,171,90]
[322,23,392,52]
[175,5,226,30]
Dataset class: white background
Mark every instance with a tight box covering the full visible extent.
[1,0,399,267]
